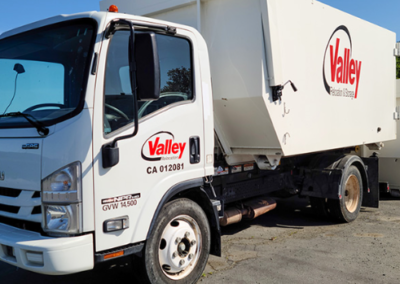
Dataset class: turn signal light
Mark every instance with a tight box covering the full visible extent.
[104,250,124,260]
[109,5,119,13]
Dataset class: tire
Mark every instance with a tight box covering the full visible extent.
[309,197,329,219]
[140,198,210,284]
[327,165,363,223]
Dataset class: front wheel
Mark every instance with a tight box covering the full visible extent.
[328,165,363,223]
[140,198,210,284]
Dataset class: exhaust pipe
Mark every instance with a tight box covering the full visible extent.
[219,197,277,226]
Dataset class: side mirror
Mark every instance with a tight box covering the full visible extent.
[135,32,160,101]
[102,24,161,169]
[102,143,119,168]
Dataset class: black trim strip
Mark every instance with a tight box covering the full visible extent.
[91,52,98,75]
[95,242,144,263]
[105,19,176,38]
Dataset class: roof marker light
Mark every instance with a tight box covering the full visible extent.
[109,5,119,13]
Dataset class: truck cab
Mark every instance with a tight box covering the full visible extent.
[0,11,216,280]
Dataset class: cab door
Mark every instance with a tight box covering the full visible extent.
[92,24,205,252]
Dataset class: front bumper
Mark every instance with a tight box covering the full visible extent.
[0,223,93,275]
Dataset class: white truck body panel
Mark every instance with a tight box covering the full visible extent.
[371,79,400,189]
[101,0,397,158]
[0,139,42,191]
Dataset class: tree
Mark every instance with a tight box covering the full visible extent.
[397,56,400,79]
[161,67,192,94]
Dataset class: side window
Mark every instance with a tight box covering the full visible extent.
[104,30,134,135]
[138,34,193,119]
[104,30,193,134]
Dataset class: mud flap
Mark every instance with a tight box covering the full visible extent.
[361,157,379,208]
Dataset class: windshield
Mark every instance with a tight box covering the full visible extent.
[0,19,96,128]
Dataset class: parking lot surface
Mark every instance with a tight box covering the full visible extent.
[1,196,399,283]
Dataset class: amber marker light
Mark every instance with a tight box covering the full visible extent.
[109,5,119,13]
[104,250,124,260]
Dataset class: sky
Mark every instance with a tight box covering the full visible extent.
[0,0,399,40]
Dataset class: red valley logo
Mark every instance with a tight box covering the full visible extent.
[323,26,362,99]
[141,132,186,161]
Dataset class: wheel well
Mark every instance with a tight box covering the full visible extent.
[169,188,221,257]
[147,180,221,257]
[351,161,369,203]
[300,153,368,200]
[336,155,368,200]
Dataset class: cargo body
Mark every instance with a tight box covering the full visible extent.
[0,1,396,283]
[102,0,397,161]
[367,80,400,195]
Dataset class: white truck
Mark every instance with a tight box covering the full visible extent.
[369,79,400,196]
[0,0,396,283]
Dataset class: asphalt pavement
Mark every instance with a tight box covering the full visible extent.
[1,196,400,283]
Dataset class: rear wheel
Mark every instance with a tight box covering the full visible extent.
[140,198,210,284]
[328,165,363,222]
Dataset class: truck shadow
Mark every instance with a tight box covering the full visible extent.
[221,196,336,236]
[0,256,142,283]
[221,195,397,236]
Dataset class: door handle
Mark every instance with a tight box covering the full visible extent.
[190,137,200,164]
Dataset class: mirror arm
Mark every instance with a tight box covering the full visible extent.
[111,20,139,147]
[102,20,139,168]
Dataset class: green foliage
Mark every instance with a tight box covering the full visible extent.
[397,57,400,79]
[161,67,191,94]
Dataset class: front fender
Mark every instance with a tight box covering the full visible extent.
[146,178,221,256]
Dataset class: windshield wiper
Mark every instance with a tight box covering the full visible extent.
[0,112,49,136]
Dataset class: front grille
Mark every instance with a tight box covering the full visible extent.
[31,206,42,215]
[0,187,42,231]
[0,204,19,214]
[0,215,43,233]
[0,187,21,198]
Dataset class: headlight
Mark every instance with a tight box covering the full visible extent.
[44,204,81,234]
[41,162,82,236]
[42,162,82,203]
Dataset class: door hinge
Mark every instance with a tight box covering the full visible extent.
[394,106,400,120]
[395,42,400,57]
